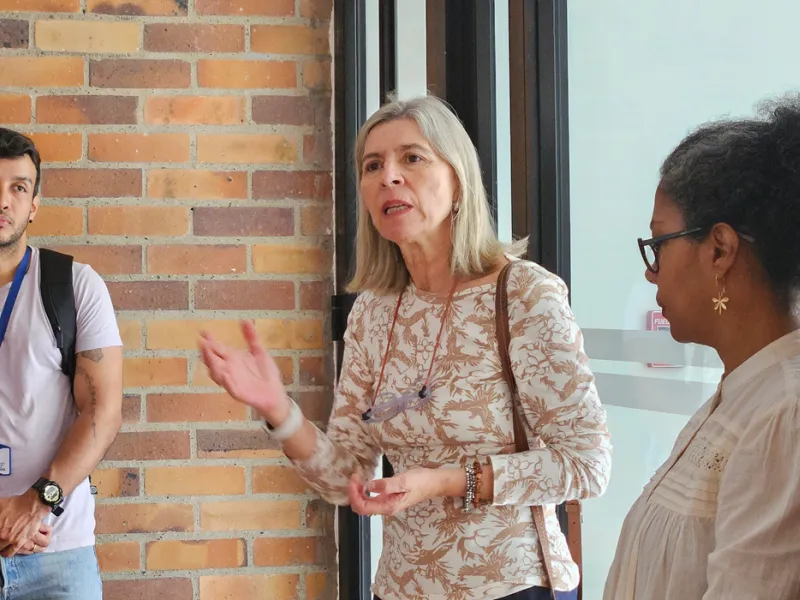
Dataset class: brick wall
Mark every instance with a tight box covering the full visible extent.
[0,1,336,598]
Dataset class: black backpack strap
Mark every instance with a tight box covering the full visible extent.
[39,248,77,394]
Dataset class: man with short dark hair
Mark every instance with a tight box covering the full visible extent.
[0,127,123,599]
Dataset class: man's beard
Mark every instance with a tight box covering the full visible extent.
[0,213,28,252]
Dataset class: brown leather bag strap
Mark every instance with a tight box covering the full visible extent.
[495,261,558,600]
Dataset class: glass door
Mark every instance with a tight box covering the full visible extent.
[566,1,800,598]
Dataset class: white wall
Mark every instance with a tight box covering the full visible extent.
[567,1,800,596]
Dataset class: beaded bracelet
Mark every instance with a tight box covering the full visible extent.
[472,460,483,505]
[463,462,476,512]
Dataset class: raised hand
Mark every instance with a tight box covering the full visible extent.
[199,320,290,422]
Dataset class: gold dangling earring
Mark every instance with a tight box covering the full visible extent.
[712,275,729,315]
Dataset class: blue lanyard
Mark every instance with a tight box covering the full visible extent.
[0,246,32,348]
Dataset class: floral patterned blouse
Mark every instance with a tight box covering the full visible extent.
[291,260,612,600]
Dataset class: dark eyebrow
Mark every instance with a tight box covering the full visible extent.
[361,142,433,166]
[12,177,33,185]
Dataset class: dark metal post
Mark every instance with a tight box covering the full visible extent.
[333,1,371,598]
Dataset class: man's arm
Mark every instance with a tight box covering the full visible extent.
[1,346,123,556]
[42,346,123,495]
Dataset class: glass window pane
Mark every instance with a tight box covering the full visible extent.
[567,1,799,597]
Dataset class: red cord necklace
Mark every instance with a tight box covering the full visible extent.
[371,279,459,405]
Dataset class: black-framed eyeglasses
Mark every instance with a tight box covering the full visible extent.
[638,227,755,274]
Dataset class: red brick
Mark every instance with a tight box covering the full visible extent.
[254,537,321,566]
[42,169,142,199]
[26,133,82,163]
[89,206,189,237]
[96,503,193,534]
[146,466,244,496]
[106,431,190,461]
[0,0,78,11]
[194,280,294,311]
[147,245,246,275]
[299,356,325,385]
[303,59,331,91]
[200,500,301,531]
[36,20,140,53]
[0,19,28,49]
[89,134,190,163]
[107,281,189,311]
[37,95,137,125]
[104,578,192,600]
[146,539,245,571]
[0,57,83,87]
[252,94,329,126]
[197,59,296,89]
[301,0,332,19]
[299,280,329,311]
[145,96,245,126]
[306,498,334,531]
[252,243,330,274]
[300,205,332,236]
[294,391,331,423]
[251,465,311,494]
[91,59,190,89]
[196,429,279,459]
[307,573,329,600]
[145,23,244,53]
[87,0,187,15]
[96,541,140,573]
[49,245,141,275]
[146,393,249,423]
[119,321,141,350]
[251,25,328,55]
[123,357,188,387]
[28,206,83,237]
[147,170,247,200]
[193,207,293,237]
[197,134,296,164]
[195,0,293,16]
[253,170,331,200]
[0,95,30,124]
[304,131,332,168]
[90,467,140,498]
[122,394,141,423]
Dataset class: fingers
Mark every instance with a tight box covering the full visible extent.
[32,529,51,549]
[365,477,409,496]
[240,320,266,358]
[349,474,406,517]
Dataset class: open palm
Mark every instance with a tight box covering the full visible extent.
[199,320,286,417]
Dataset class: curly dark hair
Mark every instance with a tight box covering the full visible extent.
[659,95,800,309]
[0,127,41,197]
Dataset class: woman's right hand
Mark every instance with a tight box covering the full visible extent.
[199,320,290,423]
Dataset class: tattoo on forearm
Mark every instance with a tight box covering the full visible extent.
[78,349,104,363]
[76,365,99,440]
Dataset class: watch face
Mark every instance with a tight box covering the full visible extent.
[43,484,60,503]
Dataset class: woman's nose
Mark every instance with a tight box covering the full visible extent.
[380,163,403,186]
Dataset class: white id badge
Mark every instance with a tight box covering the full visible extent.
[0,445,10,476]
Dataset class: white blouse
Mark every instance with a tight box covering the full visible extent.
[604,329,800,600]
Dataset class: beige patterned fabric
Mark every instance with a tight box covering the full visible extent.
[604,330,800,600]
[291,260,612,600]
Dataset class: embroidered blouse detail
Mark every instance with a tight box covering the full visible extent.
[291,260,612,600]
[604,329,800,600]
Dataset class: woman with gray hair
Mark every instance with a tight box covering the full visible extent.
[605,97,800,600]
[200,95,611,600]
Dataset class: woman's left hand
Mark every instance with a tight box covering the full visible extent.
[348,469,450,516]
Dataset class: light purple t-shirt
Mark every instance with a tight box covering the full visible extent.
[0,247,121,552]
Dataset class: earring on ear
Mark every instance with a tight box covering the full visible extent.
[713,274,729,315]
